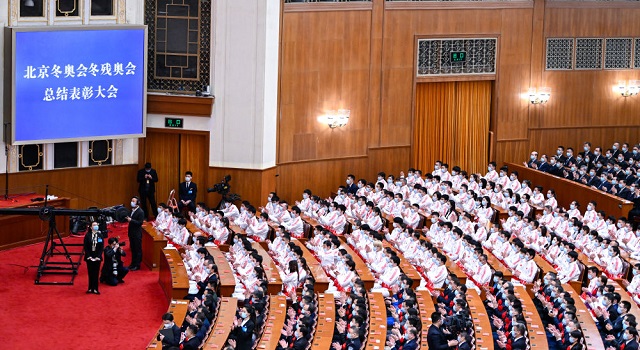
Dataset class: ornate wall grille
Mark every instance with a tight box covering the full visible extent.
[417,38,497,76]
[145,0,211,92]
[635,39,640,69]
[545,38,574,70]
[604,38,633,70]
[575,38,603,70]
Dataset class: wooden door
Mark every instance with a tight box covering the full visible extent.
[140,129,209,206]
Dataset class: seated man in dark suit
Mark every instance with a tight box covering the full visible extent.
[524,151,540,169]
[180,325,201,350]
[547,157,564,176]
[583,169,601,187]
[427,312,458,350]
[400,327,419,350]
[593,174,613,192]
[290,326,310,350]
[537,155,551,172]
[456,332,472,350]
[509,323,527,350]
[158,313,182,349]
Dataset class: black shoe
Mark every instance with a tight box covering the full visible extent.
[130,266,140,271]
[86,290,92,294]
[93,290,100,295]
[118,279,125,284]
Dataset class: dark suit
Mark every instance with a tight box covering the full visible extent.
[179,336,201,350]
[160,324,182,349]
[586,176,601,187]
[512,336,527,350]
[621,339,639,350]
[178,181,198,213]
[427,325,450,350]
[137,167,158,219]
[232,319,255,350]
[596,180,612,192]
[564,156,575,167]
[291,337,309,350]
[84,230,104,292]
[346,183,358,195]
[128,206,145,269]
[457,341,472,350]
[538,161,551,172]
[346,337,362,350]
[402,338,418,350]
[101,245,128,285]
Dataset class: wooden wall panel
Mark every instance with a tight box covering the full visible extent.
[206,167,271,210]
[142,131,180,204]
[274,146,410,204]
[279,9,372,163]
[495,140,530,167]
[0,165,138,210]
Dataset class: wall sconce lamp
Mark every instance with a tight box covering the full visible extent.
[529,87,551,105]
[616,81,639,97]
[318,109,350,129]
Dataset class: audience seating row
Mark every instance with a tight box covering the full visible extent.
[562,284,605,350]
[159,247,190,302]
[366,292,386,350]
[203,297,238,349]
[292,238,330,292]
[255,295,287,350]
[205,245,236,297]
[514,285,549,350]
[507,162,633,218]
[310,293,336,350]
[142,222,168,270]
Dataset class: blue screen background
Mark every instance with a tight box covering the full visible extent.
[13,28,145,143]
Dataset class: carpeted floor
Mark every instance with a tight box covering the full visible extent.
[0,224,166,349]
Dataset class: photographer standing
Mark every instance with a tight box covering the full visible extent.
[83,221,104,294]
[137,162,158,220]
[101,237,129,285]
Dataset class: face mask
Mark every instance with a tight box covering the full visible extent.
[387,179,393,184]
[482,201,488,206]
[358,183,363,188]
[185,176,191,182]
[531,155,536,160]
[587,205,593,211]
[488,166,493,172]
[240,312,247,319]
[163,322,173,329]
[510,175,516,181]
[92,225,99,231]
[131,201,137,207]
[431,218,437,223]
[346,179,352,185]
[157,208,162,214]
[395,182,402,186]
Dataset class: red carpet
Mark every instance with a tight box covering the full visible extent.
[0,224,166,349]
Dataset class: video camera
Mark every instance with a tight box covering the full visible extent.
[207,175,232,195]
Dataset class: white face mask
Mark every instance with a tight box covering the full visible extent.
[185,176,191,182]
[131,201,137,207]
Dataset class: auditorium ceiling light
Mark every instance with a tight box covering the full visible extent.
[616,80,639,97]
[529,87,551,105]
[318,109,350,129]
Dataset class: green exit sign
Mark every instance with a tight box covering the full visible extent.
[165,118,184,128]
[451,51,467,62]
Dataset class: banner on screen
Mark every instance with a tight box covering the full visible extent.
[4,26,147,144]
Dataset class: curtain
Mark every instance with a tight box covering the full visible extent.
[413,81,491,174]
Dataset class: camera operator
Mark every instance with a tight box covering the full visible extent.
[101,237,129,285]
